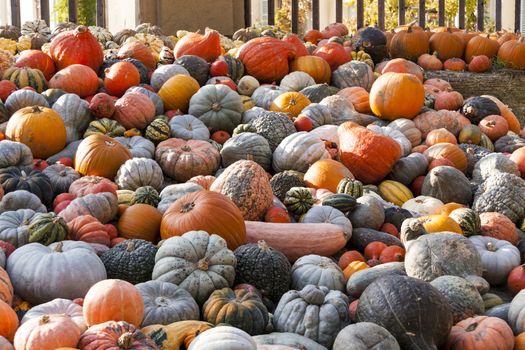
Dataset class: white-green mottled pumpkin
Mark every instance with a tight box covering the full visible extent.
[115,157,164,191]
[298,103,332,129]
[220,132,272,171]
[169,114,210,140]
[0,190,46,214]
[0,209,38,247]
[114,136,156,159]
[52,93,93,144]
[272,132,330,173]
[280,71,315,92]
[151,64,190,91]
[188,326,257,350]
[0,140,33,168]
[291,254,346,292]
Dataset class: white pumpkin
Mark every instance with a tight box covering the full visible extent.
[272,132,330,173]
[151,64,190,91]
[169,114,210,141]
[52,93,93,144]
[300,206,352,241]
[188,326,257,350]
[367,124,412,156]
[237,75,260,96]
[280,71,315,92]
[402,196,444,216]
[114,136,155,159]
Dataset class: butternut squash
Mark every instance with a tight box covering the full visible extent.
[245,221,347,261]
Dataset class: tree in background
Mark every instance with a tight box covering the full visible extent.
[53,0,96,26]
[344,0,494,32]
[275,0,312,36]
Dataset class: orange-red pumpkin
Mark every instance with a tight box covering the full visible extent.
[424,143,468,173]
[497,37,525,70]
[478,115,509,141]
[482,95,521,134]
[465,34,500,63]
[174,28,221,62]
[444,58,466,71]
[48,64,99,98]
[112,92,156,130]
[429,28,465,61]
[434,91,464,111]
[67,215,112,246]
[444,316,514,350]
[468,55,491,72]
[117,41,156,70]
[49,25,103,71]
[264,206,291,223]
[480,212,518,244]
[337,87,371,113]
[508,265,525,294]
[313,42,351,71]
[103,61,140,97]
[338,250,365,270]
[511,147,525,178]
[417,53,443,70]
[290,55,331,84]
[381,58,424,82]
[0,299,18,341]
[283,34,309,57]
[15,49,56,80]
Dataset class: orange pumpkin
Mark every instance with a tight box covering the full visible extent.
[482,95,521,133]
[389,23,430,62]
[13,314,81,350]
[304,159,354,192]
[343,261,369,279]
[160,190,246,249]
[414,110,471,138]
[0,299,18,341]
[443,58,466,71]
[508,265,525,294]
[419,214,463,234]
[74,134,132,179]
[83,279,144,327]
[290,55,331,84]
[264,206,291,223]
[480,212,518,244]
[444,316,514,350]
[364,242,387,260]
[6,106,67,159]
[429,28,465,61]
[379,246,405,263]
[312,42,351,71]
[434,91,464,111]
[174,28,221,62]
[0,268,12,306]
[424,143,468,173]
[465,34,500,63]
[48,64,99,98]
[103,61,140,97]
[187,175,216,190]
[237,37,296,83]
[117,41,156,70]
[511,147,525,178]
[113,92,156,130]
[15,49,56,80]
[497,37,525,70]
[369,72,425,121]
[117,204,162,243]
[417,53,443,70]
[49,25,103,71]
[270,92,311,118]
[338,250,365,270]
[338,121,402,184]
[452,30,480,46]
[283,34,309,57]
[381,58,424,82]
[304,30,324,44]
[337,87,371,113]
[426,128,457,146]
[158,74,200,112]
[478,115,509,141]
[67,215,112,246]
[436,202,468,215]
[517,333,525,350]
[468,55,491,72]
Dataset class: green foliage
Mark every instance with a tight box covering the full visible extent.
[344,0,494,33]
[53,0,96,26]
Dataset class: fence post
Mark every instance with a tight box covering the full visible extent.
[68,0,78,23]
[477,0,484,31]
[458,0,466,28]
[40,0,50,25]
[398,0,405,26]
[96,0,105,27]
[438,0,445,26]
[312,0,319,30]
[10,0,20,28]
[291,0,298,33]
[336,0,343,23]
[244,0,251,27]
[418,0,425,28]
[268,0,275,25]
[515,0,521,32]
[378,0,385,30]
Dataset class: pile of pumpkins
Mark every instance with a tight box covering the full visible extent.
[1,18,525,350]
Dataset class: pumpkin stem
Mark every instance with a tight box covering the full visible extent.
[198,258,209,271]
[486,242,497,252]
[180,202,195,213]
[40,315,50,324]
[54,242,64,253]
[465,322,478,332]
[31,105,42,113]
[126,241,135,252]
[104,140,116,147]
[75,25,88,34]
[258,240,269,251]
[211,102,222,112]
[117,332,134,349]
[181,145,192,152]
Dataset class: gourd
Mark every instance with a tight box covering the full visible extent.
[114,136,156,159]
[291,254,345,292]
[136,280,200,327]
[221,132,272,171]
[422,166,473,205]
[346,262,406,298]
[188,326,257,350]
[251,111,296,152]
[6,241,106,305]
[272,132,330,173]
[472,153,520,184]
[152,231,236,304]
[320,193,357,214]
[273,285,350,348]
[284,187,314,215]
[115,158,163,191]
[234,240,291,302]
[350,228,403,251]
[169,114,210,141]
[27,212,68,245]
[333,323,400,350]
[389,153,428,186]
[52,93,92,144]
[357,274,453,350]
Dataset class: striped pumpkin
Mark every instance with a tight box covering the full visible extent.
[145,117,171,143]
[219,55,245,82]
[343,261,369,279]
[336,177,364,198]
[448,208,481,237]
[321,193,357,213]
[2,66,46,92]
[378,180,413,206]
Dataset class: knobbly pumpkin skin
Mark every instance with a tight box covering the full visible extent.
[444,316,514,350]
[161,190,246,249]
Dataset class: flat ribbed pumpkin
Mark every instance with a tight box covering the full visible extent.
[210,160,273,220]
[160,190,246,249]
[338,121,402,184]
[304,159,354,192]
[378,180,414,206]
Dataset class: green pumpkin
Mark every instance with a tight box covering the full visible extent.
[2,66,47,93]
[321,193,357,213]
[232,123,257,136]
[270,171,306,202]
[145,118,171,143]
[337,178,364,198]
[284,187,314,215]
[448,208,481,237]
[27,213,68,245]
[219,55,245,82]
[482,293,504,310]
[131,186,160,207]
[84,118,126,138]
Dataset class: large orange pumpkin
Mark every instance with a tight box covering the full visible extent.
[304,159,354,192]
[429,28,465,61]
[158,74,200,112]
[0,299,18,341]
[444,316,514,350]
[0,268,13,306]
[83,279,144,327]
[498,37,525,69]
[49,25,103,71]
[236,37,296,83]
[15,49,56,80]
[174,28,221,62]
[369,72,425,121]
[74,134,132,179]
[337,121,402,184]
[117,41,156,70]
[117,204,162,243]
[270,92,311,118]
[424,143,468,173]
[290,55,331,84]
[337,87,371,113]
[160,190,246,249]
[464,34,500,63]
[48,64,99,98]
[389,23,430,62]
[6,105,67,159]
[13,314,81,350]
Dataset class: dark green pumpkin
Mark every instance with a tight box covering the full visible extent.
[517,240,525,264]
[219,55,245,82]
[0,166,53,206]
[100,239,157,284]
[98,58,119,78]
[354,27,388,64]
[145,117,170,143]
[0,101,8,123]
[174,55,209,86]
[299,84,339,103]
[234,240,292,301]
[27,212,68,245]
[270,171,306,202]
[251,111,296,152]
[494,134,525,153]
[41,88,68,106]
[131,186,160,207]
[202,287,269,335]
[448,208,481,237]
[384,207,413,231]
[461,96,501,124]
[336,178,363,198]
[321,193,357,213]
[284,187,314,215]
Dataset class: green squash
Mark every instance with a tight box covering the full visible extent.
[219,55,245,82]
[84,118,126,138]
[284,187,314,215]
[321,193,357,213]
[0,166,53,206]
[27,212,68,245]
[145,118,171,144]
[449,208,481,237]
[270,171,306,202]
[336,178,363,198]
[131,186,160,207]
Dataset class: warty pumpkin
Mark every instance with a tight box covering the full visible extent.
[49,25,103,71]
[6,105,66,159]
[338,121,402,184]
[74,134,132,179]
[174,28,221,62]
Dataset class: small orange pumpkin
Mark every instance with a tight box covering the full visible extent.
[13,314,81,350]
[444,316,514,350]
[48,64,99,98]
[117,41,157,70]
[304,159,354,192]
[338,250,365,270]
[444,58,466,71]
[434,91,464,111]
[381,58,424,82]
[379,246,405,263]
[270,92,311,118]
[117,204,162,243]
[511,147,525,178]
[480,212,518,244]
[424,143,468,173]
[0,299,18,341]
[478,115,509,141]
[419,214,463,234]
[364,242,387,260]
[426,128,457,146]
[264,206,291,223]
[290,55,331,84]
[103,61,140,97]
[343,261,369,279]
[337,87,371,113]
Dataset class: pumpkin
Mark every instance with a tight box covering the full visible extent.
[250,110,296,152]
[253,333,328,350]
[14,314,81,350]
[187,175,215,190]
[0,209,38,248]
[291,254,345,291]
[145,117,171,144]
[389,23,429,62]
[5,89,49,115]
[117,204,161,242]
[338,121,402,184]
[112,92,156,131]
[369,72,425,121]
[188,84,243,134]
[381,58,424,82]
[461,96,501,124]
[236,37,296,83]
[174,55,210,86]
[103,61,140,97]
[84,118,126,138]
[280,71,315,92]
[482,95,521,134]
[67,215,111,246]
[152,230,236,304]
[0,190,46,213]
[0,166,53,206]
[78,320,157,349]
[52,93,92,144]
[155,138,220,183]
[479,115,509,141]
[367,125,412,156]
[303,159,353,193]
[69,176,117,197]
[211,160,273,221]
[332,61,375,91]
[480,212,518,245]
[468,55,492,72]
[75,134,132,179]
[508,265,525,294]
[49,25,103,71]
[429,28,465,61]
[357,274,453,350]
[117,40,156,70]
[115,158,163,191]
[283,187,313,216]
[114,136,155,159]
[424,143,468,173]
[6,241,106,305]
[389,152,428,186]
[6,106,66,159]
[444,58,466,71]
[449,208,481,236]
[422,166,472,205]
[158,74,200,113]
[402,196,444,216]
[188,326,257,350]
[220,132,272,171]
[494,134,525,153]
[150,64,190,91]
[270,92,311,119]
[2,66,47,92]
[464,35,500,63]
[0,267,12,306]
[48,64,99,98]
[417,214,463,234]
[312,42,351,71]
[0,299,18,342]
[27,212,68,245]
[174,28,221,62]
[333,323,400,350]
[444,316,514,350]
[20,298,86,332]
[141,320,213,350]
[58,192,118,224]
[169,114,209,141]
[389,118,422,147]
[336,86,371,113]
